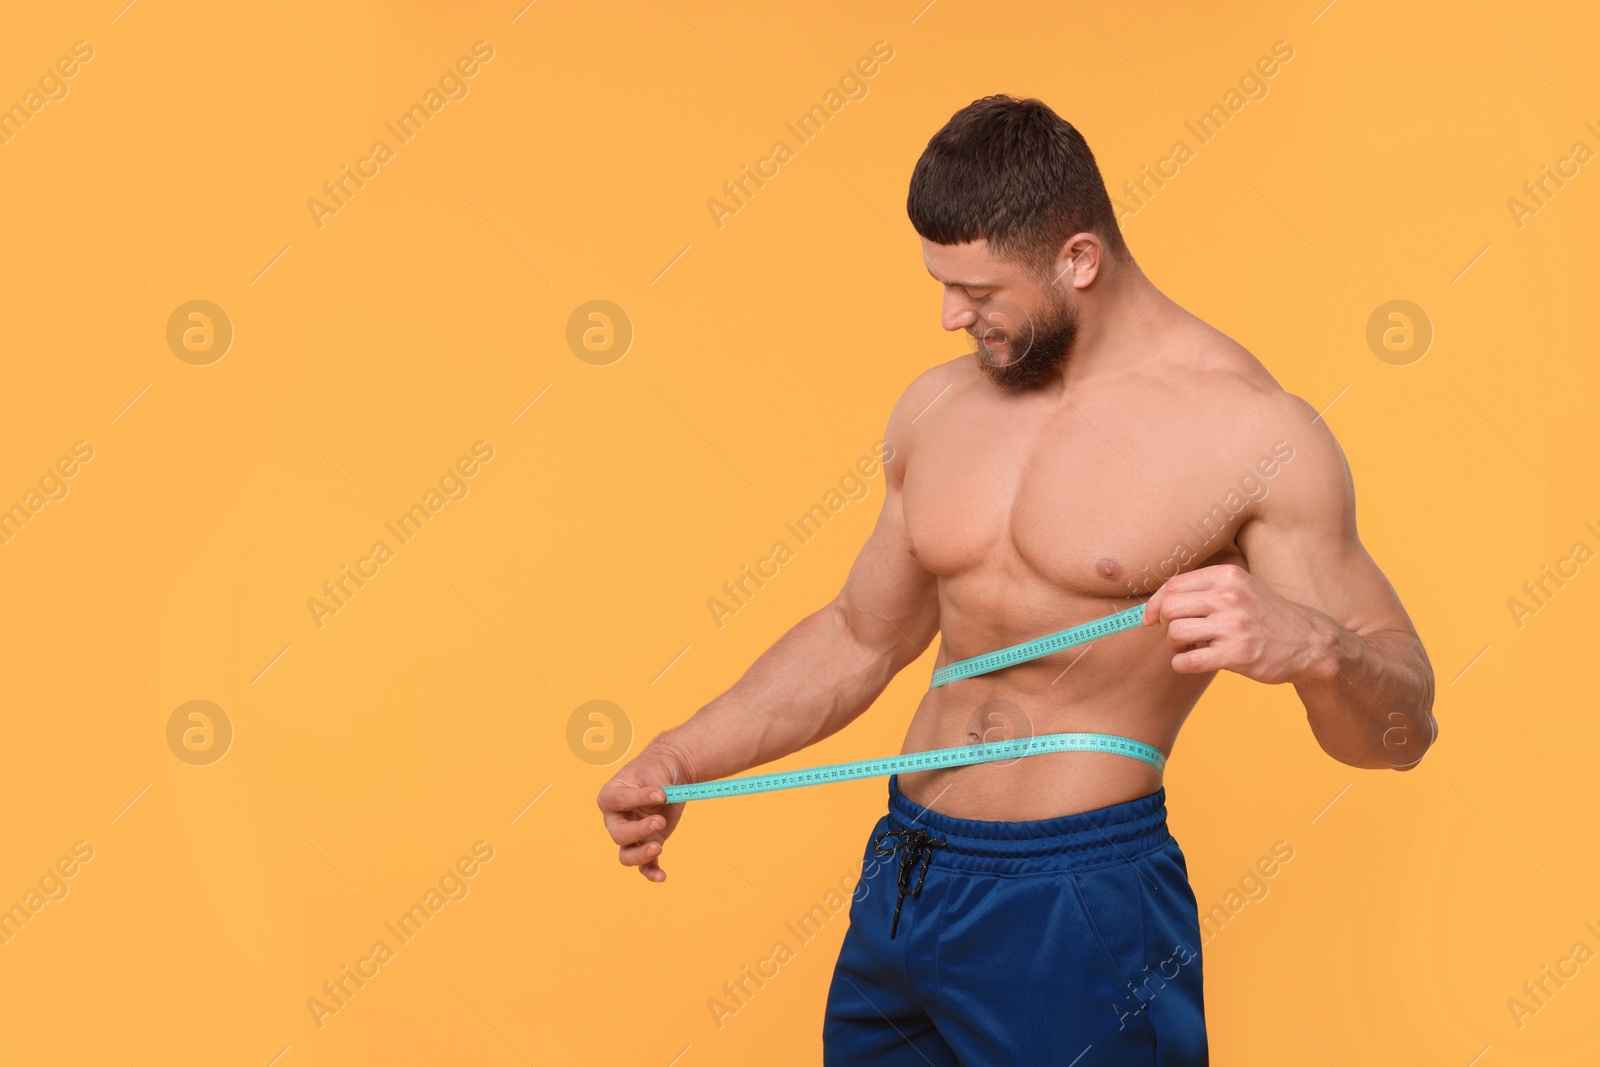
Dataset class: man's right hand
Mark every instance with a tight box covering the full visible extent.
[596,749,687,883]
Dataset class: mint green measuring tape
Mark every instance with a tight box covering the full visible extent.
[928,602,1147,687]
[662,602,1160,803]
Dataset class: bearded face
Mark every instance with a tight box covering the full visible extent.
[968,286,1081,390]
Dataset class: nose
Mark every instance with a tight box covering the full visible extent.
[940,289,978,333]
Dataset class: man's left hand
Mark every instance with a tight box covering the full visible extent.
[1141,563,1341,685]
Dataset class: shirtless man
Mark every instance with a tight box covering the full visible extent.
[597,94,1436,1064]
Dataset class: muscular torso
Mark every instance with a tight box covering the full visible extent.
[895,322,1292,818]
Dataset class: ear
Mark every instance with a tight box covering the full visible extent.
[1050,233,1102,289]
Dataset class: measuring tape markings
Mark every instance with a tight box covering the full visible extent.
[662,731,1166,803]
[659,601,1158,803]
[929,602,1147,687]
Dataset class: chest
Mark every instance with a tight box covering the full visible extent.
[901,400,1257,599]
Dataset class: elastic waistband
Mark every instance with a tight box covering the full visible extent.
[885,776,1171,874]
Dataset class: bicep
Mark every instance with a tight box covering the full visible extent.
[1236,405,1416,639]
[837,465,941,666]
[834,383,943,666]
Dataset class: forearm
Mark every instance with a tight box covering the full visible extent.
[645,601,915,785]
[1295,620,1437,770]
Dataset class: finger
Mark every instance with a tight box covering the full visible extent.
[606,811,667,847]
[1165,617,1225,649]
[1171,646,1226,674]
[1162,565,1233,596]
[597,783,667,812]
[639,857,667,883]
[619,838,664,867]
[1153,591,1220,624]
[1141,586,1165,624]
[601,808,658,844]
[1142,568,1210,621]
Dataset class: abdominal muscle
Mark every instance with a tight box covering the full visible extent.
[894,626,1212,821]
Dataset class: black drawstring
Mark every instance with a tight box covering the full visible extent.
[872,828,947,939]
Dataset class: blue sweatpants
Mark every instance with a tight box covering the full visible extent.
[823,777,1208,1065]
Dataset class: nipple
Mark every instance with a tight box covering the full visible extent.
[1096,557,1123,579]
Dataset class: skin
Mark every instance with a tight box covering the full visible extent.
[597,230,1437,882]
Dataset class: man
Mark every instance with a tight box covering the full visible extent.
[597,95,1436,1064]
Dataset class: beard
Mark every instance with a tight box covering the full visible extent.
[970,292,1080,391]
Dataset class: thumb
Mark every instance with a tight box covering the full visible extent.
[1141,590,1162,625]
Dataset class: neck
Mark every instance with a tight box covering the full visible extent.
[1046,257,1175,395]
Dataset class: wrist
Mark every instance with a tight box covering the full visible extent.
[642,732,700,786]
[1295,610,1356,688]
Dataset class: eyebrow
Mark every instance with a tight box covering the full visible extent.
[925,267,998,289]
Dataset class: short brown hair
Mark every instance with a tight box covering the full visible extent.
[907,95,1129,276]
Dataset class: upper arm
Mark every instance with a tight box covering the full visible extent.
[834,376,944,668]
[1235,393,1418,641]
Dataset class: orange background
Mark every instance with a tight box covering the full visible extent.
[1,1,1597,1063]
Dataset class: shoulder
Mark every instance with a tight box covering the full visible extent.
[892,354,975,423]
[1253,390,1355,534]
[1159,323,1353,524]
[880,355,976,473]
[1168,320,1285,411]
[1195,331,1352,528]
[1173,322,1339,447]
